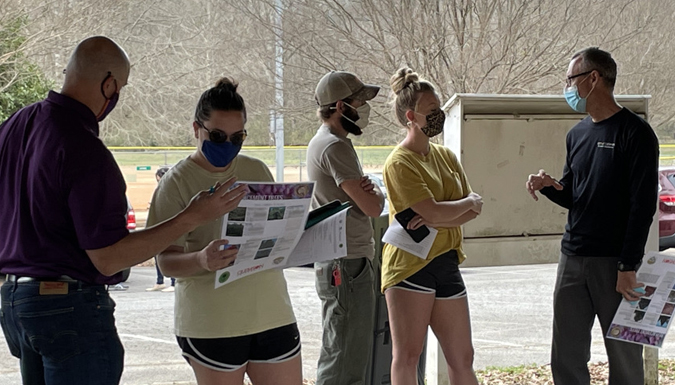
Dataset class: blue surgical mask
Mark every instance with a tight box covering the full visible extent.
[564,85,587,113]
[564,74,595,113]
[201,140,241,167]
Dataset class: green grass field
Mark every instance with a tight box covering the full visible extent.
[110,146,396,169]
[660,145,675,165]
[111,144,675,170]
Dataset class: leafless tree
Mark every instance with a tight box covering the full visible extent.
[4,0,674,145]
[226,0,669,144]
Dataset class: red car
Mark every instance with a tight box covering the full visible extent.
[126,197,137,231]
[659,167,675,250]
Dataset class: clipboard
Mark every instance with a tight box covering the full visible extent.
[305,200,351,230]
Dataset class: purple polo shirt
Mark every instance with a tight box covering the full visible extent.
[0,91,128,284]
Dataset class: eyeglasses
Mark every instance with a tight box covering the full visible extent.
[565,70,594,87]
[196,121,247,146]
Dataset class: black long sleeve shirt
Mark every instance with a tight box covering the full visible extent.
[541,107,659,266]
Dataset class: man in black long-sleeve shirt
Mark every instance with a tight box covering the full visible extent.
[526,47,658,385]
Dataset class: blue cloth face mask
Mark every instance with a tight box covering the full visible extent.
[201,140,242,168]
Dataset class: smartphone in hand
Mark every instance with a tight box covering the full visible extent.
[394,207,430,243]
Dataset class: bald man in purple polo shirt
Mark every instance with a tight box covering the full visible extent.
[0,36,247,385]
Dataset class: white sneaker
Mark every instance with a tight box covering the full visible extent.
[161,286,175,292]
[146,284,166,292]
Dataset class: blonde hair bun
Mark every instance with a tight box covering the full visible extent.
[390,67,419,95]
[389,67,436,127]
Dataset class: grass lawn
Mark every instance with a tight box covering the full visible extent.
[661,145,675,166]
[111,145,675,172]
[110,146,396,169]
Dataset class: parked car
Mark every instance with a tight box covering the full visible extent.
[120,197,136,282]
[659,167,675,251]
[126,197,137,231]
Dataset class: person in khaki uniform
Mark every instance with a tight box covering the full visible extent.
[306,71,385,385]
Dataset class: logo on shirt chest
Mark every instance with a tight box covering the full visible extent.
[597,142,615,149]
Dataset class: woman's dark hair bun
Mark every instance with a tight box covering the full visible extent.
[194,76,246,123]
[215,77,238,92]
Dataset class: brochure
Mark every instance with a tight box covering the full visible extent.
[288,208,349,267]
[214,182,349,288]
[607,251,675,347]
[382,218,438,259]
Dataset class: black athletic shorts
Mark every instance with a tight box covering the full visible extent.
[176,323,301,372]
[388,250,467,299]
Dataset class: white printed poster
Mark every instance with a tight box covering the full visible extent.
[214,182,314,288]
[607,251,675,347]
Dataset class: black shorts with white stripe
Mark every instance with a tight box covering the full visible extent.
[387,250,467,299]
[176,323,301,372]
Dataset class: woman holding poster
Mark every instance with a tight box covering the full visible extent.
[147,78,301,385]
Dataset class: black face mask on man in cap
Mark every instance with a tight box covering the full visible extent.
[340,103,363,136]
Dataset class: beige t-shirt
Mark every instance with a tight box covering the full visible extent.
[146,155,296,338]
[306,125,374,260]
[381,143,472,291]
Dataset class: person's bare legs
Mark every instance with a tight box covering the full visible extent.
[385,288,435,385]
[189,358,246,385]
[429,296,479,385]
[247,354,303,385]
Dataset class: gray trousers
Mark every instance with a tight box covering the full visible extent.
[551,253,644,385]
[315,257,376,385]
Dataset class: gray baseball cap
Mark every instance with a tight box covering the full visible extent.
[314,71,380,106]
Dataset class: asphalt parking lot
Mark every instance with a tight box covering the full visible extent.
[1,261,674,384]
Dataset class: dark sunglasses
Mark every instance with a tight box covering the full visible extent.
[197,121,247,146]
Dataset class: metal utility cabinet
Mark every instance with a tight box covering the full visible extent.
[441,93,652,267]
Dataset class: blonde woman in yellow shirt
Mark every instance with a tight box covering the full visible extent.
[382,68,483,385]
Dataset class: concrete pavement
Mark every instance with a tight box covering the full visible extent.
[1,262,674,384]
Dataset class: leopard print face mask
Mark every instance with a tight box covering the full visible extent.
[420,109,445,138]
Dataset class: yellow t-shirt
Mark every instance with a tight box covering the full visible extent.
[381,143,472,291]
[146,155,296,338]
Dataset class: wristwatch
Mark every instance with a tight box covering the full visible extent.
[617,261,640,272]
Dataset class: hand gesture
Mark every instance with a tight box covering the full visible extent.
[197,239,238,272]
[183,177,248,226]
[526,169,563,201]
[468,192,483,214]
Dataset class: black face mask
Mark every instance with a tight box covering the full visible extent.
[340,106,362,136]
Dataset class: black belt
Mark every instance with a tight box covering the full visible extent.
[5,274,79,284]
